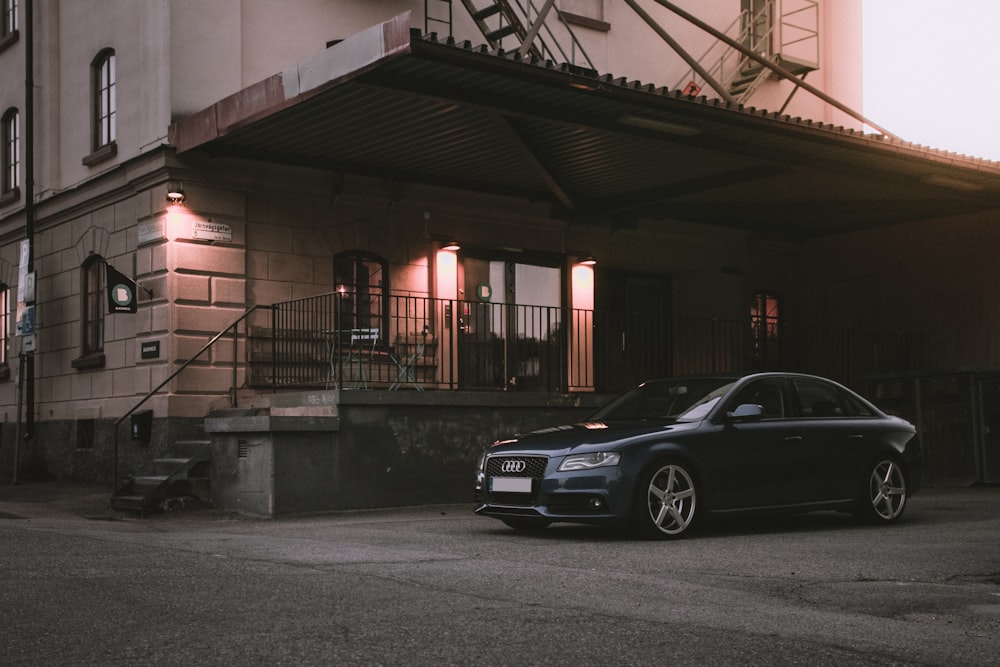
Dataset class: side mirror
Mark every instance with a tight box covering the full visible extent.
[726,403,765,422]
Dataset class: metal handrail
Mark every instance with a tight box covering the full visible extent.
[514,0,596,70]
[112,304,273,485]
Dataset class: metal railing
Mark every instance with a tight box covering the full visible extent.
[113,304,274,485]
[673,0,819,99]
[251,290,922,394]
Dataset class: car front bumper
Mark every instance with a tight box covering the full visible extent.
[474,464,634,524]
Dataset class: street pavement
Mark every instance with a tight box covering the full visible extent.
[1,481,999,666]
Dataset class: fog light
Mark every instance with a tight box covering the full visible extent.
[587,497,604,511]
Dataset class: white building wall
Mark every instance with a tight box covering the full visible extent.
[6,1,864,206]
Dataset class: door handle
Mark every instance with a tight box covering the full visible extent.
[848,434,864,440]
[784,435,803,442]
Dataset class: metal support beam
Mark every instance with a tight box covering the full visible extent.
[518,0,558,58]
[649,0,899,139]
[624,0,736,105]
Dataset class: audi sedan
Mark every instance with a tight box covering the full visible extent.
[474,372,922,539]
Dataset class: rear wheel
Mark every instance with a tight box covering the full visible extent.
[857,457,907,524]
[501,517,551,531]
[632,460,699,539]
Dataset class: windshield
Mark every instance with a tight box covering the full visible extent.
[591,379,735,422]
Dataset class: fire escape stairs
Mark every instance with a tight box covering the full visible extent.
[726,62,772,103]
[457,1,545,60]
[110,440,211,516]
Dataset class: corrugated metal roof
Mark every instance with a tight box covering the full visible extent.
[169,17,1000,240]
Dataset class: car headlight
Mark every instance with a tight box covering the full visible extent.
[558,452,621,471]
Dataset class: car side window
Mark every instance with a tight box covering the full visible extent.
[725,378,786,419]
[792,378,873,418]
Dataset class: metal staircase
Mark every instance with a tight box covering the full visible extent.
[110,440,211,516]
[427,0,595,71]
[675,0,818,105]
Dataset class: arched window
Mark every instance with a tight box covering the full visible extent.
[333,250,388,342]
[91,49,116,154]
[750,291,780,368]
[72,255,106,369]
[1,107,18,200]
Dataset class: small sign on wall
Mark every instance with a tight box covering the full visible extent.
[140,341,160,359]
[179,220,233,242]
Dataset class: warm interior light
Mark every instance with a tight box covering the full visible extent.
[166,188,185,204]
[571,264,595,310]
[436,249,458,300]
[579,256,597,266]
[441,241,461,251]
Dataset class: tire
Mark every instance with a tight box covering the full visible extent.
[632,460,699,539]
[501,517,552,531]
[857,457,907,524]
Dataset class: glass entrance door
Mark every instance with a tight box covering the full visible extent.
[459,258,562,390]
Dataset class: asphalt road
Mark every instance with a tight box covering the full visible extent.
[1,483,998,666]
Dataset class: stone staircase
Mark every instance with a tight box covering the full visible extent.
[110,440,211,516]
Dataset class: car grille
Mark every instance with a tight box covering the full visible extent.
[485,455,547,506]
[485,455,548,478]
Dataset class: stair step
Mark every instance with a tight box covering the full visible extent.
[110,437,213,516]
[472,4,502,21]
[154,457,203,475]
[134,475,170,483]
[486,24,518,41]
[171,439,211,458]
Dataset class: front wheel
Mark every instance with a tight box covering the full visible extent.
[857,457,907,524]
[632,460,699,539]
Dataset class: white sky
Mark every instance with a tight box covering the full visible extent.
[863,1,1000,161]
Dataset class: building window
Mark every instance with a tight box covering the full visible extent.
[1,108,18,203]
[750,291,780,367]
[76,419,96,450]
[72,255,106,369]
[0,0,17,48]
[0,283,8,377]
[334,250,388,339]
[84,49,117,166]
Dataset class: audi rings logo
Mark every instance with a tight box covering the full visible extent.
[500,459,527,474]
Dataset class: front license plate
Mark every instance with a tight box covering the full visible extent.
[491,477,532,493]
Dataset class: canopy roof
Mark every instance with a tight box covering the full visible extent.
[170,13,1000,241]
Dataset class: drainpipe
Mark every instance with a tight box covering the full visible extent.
[24,0,34,441]
[14,0,35,483]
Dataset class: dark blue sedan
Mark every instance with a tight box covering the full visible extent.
[474,373,922,538]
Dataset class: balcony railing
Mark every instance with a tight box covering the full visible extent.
[243,290,922,394]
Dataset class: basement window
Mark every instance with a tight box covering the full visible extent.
[77,419,95,450]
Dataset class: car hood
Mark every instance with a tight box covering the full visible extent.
[488,419,700,455]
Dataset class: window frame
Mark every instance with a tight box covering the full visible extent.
[1,107,19,204]
[750,291,781,367]
[84,48,117,166]
[0,283,8,379]
[0,0,18,50]
[72,255,106,369]
[333,250,389,345]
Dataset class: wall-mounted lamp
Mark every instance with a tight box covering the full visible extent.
[578,256,597,266]
[166,182,186,204]
[441,241,461,251]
